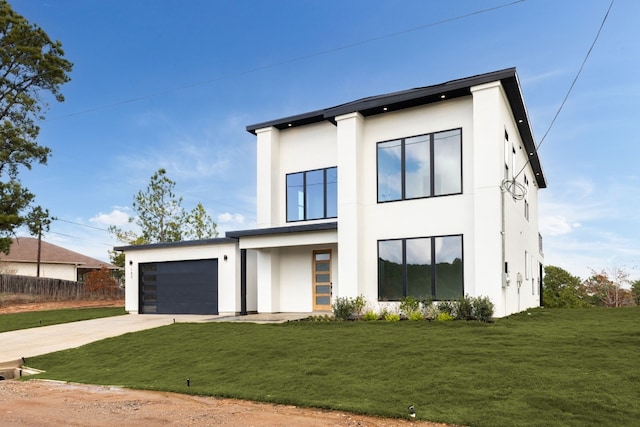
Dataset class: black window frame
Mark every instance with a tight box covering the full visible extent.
[376,128,463,203]
[377,234,464,301]
[286,166,337,223]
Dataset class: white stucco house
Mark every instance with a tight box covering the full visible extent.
[117,68,545,318]
[0,237,119,281]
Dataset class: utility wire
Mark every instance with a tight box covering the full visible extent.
[514,0,615,180]
[49,0,528,121]
[54,218,110,233]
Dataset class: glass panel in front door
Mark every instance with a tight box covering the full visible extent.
[313,250,331,311]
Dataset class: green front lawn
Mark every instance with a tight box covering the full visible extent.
[0,307,126,333]
[26,308,640,427]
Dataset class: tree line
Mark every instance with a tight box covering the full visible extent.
[543,265,640,308]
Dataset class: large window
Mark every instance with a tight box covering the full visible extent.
[286,167,337,222]
[377,129,461,202]
[378,235,463,301]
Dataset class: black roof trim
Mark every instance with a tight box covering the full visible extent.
[245,68,545,188]
[226,221,337,238]
[114,237,238,252]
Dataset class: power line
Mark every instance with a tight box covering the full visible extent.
[514,0,615,181]
[54,218,110,233]
[49,0,528,121]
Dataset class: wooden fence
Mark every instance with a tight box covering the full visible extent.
[0,274,124,300]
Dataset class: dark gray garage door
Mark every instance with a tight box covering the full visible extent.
[139,259,218,314]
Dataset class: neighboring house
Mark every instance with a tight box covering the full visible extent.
[0,237,119,282]
[118,68,545,317]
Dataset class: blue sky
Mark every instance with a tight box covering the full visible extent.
[9,0,639,281]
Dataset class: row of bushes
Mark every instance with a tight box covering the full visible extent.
[331,295,495,322]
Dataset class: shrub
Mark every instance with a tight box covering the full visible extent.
[408,311,424,321]
[332,297,355,321]
[384,312,401,322]
[423,303,440,320]
[472,296,495,322]
[84,266,119,295]
[352,295,367,319]
[456,294,474,320]
[362,310,379,321]
[399,296,420,318]
[438,300,456,317]
[436,312,455,321]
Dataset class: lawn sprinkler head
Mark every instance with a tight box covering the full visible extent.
[408,405,415,418]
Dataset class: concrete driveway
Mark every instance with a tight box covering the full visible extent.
[0,312,310,366]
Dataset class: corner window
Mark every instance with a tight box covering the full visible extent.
[377,129,461,202]
[286,167,337,222]
[378,235,463,301]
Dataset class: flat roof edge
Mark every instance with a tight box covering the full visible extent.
[114,237,238,252]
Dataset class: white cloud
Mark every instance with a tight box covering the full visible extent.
[218,212,245,224]
[539,215,579,236]
[90,208,131,226]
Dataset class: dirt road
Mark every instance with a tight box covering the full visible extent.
[0,380,455,427]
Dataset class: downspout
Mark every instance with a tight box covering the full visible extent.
[501,180,508,315]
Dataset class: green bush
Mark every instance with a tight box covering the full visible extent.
[399,296,421,318]
[423,303,439,320]
[408,311,424,321]
[436,312,455,321]
[362,310,379,321]
[472,296,495,322]
[456,294,474,320]
[384,312,401,322]
[332,297,355,321]
[438,300,456,317]
[352,295,367,319]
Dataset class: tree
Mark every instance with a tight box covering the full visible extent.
[631,280,640,306]
[583,268,633,307]
[110,169,219,247]
[130,168,186,243]
[0,1,72,253]
[24,205,52,277]
[184,202,218,240]
[542,265,590,308]
[84,265,119,296]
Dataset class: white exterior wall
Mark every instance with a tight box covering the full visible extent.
[471,81,542,316]
[4,262,77,281]
[252,84,542,316]
[348,98,477,308]
[123,242,240,314]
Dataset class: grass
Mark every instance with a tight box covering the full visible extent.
[0,307,126,333]
[25,307,640,427]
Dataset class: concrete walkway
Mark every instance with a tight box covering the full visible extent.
[0,312,310,366]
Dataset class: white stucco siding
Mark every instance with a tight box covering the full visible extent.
[275,121,338,227]
[470,80,543,316]
[7,262,77,281]
[123,242,239,314]
[337,99,477,304]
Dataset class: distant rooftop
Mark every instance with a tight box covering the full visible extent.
[0,237,118,269]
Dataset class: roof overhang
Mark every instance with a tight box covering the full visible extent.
[114,237,238,252]
[246,68,546,188]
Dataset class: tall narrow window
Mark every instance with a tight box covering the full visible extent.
[524,175,530,220]
[377,140,402,202]
[504,130,510,181]
[377,129,461,202]
[286,167,337,222]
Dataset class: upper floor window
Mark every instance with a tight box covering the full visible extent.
[377,129,461,203]
[286,167,337,222]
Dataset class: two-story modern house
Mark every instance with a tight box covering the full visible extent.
[118,67,545,318]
